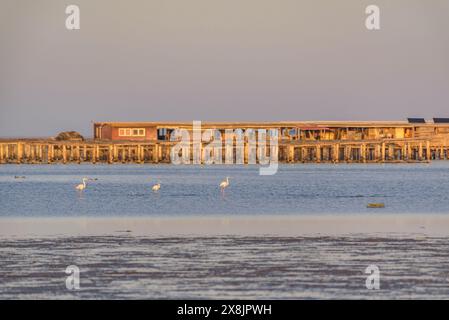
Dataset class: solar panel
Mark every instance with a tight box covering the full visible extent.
[407,118,426,123]
[433,118,449,123]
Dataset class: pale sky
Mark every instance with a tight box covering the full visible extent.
[1,0,449,137]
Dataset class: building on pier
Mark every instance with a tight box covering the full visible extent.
[93,119,449,142]
[1,118,449,165]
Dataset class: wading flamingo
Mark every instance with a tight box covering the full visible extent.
[219,177,230,192]
[152,181,161,192]
[75,178,88,191]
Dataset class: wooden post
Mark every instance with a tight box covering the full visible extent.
[407,144,412,160]
[200,143,207,164]
[426,141,431,160]
[375,144,380,162]
[388,145,394,161]
[333,144,339,163]
[36,145,40,163]
[361,144,366,163]
[125,146,130,162]
[345,146,351,161]
[96,145,100,163]
[47,145,53,163]
[316,145,321,163]
[136,145,141,163]
[75,145,80,163]
[288,145,294,163]
[119,147,123,163]
[0,144,4,163]
[91,146,96,164]
[62,145,67,164]
[108,145,113,164]
[17,143,23,164]
[381,142,386,162]
[23,144,29,163]
[225,142,234,164]
[153,144,159,163]
[5,144,9,162]
[418,142,423,161]
[113,145,118,162]
[29,145,33,163]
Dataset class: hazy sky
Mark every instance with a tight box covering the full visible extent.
[1,0,449,137]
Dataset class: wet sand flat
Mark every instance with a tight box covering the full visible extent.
[1,215,449,299]
[2,214,449,237]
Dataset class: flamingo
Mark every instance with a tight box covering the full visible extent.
[75,178,88,191]
[219,177,230,191]
[152,181,161,192]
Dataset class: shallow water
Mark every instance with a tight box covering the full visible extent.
[1,163,449,217]
[2,163,449,299]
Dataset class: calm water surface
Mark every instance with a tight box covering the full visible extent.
[1,163,449,217]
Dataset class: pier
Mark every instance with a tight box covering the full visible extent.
[2,119,449,164]
[0,138,447,164]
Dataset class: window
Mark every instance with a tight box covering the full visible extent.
[118,128,146,137]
